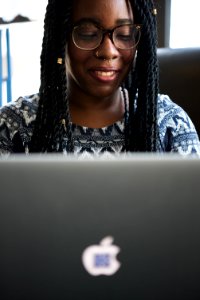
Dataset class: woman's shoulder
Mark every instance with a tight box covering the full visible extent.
[157,93,196,131]
[0,93,39,125]
[0,94,39,154]
[157,94,200,154]
[158,93,187,116]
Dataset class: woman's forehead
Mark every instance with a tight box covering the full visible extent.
[72,0,133,24]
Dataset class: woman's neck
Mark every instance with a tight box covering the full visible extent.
[68,87,125,128]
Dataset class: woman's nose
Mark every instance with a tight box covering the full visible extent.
[95,34,119,60]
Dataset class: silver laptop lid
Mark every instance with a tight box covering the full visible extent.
[0,155,200,300]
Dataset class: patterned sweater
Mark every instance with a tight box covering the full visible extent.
[0,93,199,156]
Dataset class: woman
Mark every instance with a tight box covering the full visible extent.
[0,0,199,155]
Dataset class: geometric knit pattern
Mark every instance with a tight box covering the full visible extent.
[0,93,200,157]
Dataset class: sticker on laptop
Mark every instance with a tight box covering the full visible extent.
[82,236,121,276]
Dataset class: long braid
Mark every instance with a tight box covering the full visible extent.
[125,0,159,151]
[121,86,130,151]
[29,1,56,151]
[51,1,74,152]
[30,0,73,152]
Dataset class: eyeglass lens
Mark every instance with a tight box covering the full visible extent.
[72,23,141,50]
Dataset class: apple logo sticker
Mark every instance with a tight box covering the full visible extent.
[82,236,121,276]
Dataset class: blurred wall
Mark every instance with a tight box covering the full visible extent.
[156,0,171,47]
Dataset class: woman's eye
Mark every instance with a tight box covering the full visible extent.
[78,32,98,39]
[116,34,132,41]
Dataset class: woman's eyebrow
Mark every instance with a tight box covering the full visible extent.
[74,18,101,26]
[74,18,133,26]
[116,18,133,25]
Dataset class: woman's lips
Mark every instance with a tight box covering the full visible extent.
[89,68,120,82]
[96,70,115,77]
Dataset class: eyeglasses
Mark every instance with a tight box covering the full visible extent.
[72,23,141,51]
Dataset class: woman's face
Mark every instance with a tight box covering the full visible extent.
[66,0,136,99]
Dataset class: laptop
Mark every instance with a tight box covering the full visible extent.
[0,155,200,300]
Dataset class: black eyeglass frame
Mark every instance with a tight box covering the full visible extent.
[72,23,142,51]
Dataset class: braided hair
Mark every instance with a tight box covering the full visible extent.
[30,0,159,152]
